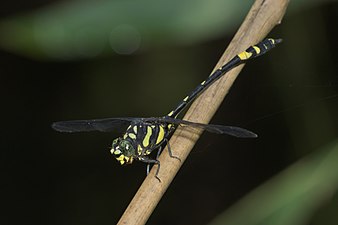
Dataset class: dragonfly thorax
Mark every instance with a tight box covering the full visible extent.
[110,137,135,165]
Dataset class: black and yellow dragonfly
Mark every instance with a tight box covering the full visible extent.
[52,38,282,180]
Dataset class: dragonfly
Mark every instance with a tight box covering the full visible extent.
[52,38,282,181]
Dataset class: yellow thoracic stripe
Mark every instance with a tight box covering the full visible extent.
[142,126,153,147]
[156,126,165,144]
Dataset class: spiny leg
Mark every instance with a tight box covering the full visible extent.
[140,157,161,182]
[145,140,181,180]
[155,146,163,162]
[164,138,181,162]
[147,146,163,175]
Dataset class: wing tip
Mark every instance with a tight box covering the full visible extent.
[51,122,73,133]
[247,132,258,138]
[236,132,258,138]
[233,128,258,138]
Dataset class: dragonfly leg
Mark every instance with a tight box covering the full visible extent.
[165,139,181,162]
[155,146,163,160]
[139,157,161,182]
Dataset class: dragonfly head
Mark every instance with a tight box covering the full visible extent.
[110,137,135,165]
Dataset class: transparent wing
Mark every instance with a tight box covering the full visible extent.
[147,117,257,138]
[52,117,139,133]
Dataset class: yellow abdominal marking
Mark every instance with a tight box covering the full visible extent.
[168,111,174,117]
[133,126,137,134]
[253,46,261,54]
[201,80,206,85]
[183,96,189,102]
[142,126,153,147]
[156,126,165,144]
[238,51,252,60]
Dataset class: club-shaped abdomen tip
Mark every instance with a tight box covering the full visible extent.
[274,38,283,45]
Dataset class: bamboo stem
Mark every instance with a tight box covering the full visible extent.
[117,0,289,224]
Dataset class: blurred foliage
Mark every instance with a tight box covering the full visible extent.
[208,140,338,225]
[0,0,334,60]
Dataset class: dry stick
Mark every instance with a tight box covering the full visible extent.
[117,0,289,224]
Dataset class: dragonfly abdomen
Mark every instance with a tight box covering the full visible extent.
[167,38,282,119]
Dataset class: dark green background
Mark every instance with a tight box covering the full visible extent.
[1,1,338,225]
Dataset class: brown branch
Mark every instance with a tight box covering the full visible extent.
[117,0,289,224]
